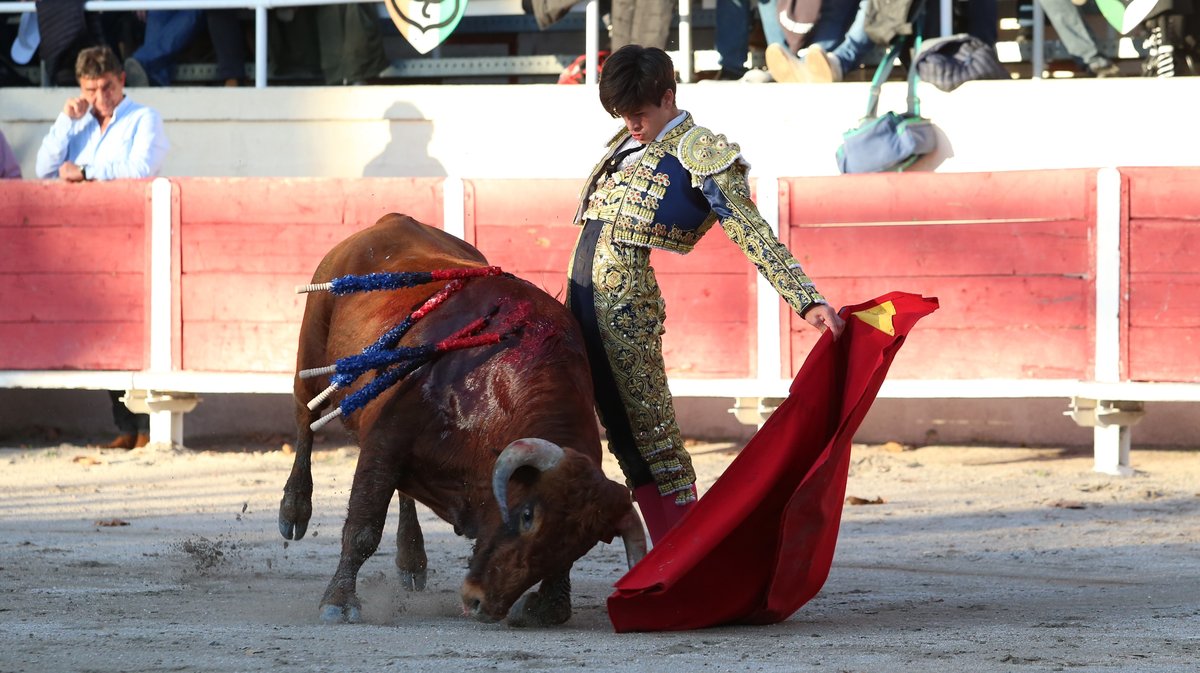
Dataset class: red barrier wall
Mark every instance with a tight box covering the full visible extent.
[464,179,756,379]
[175,178,444,373]
[1124,167,1200,383]
[5,170,1195,388]
[0,180,150,370]
[781,171,1097,380]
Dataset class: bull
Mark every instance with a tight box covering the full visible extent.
[277,214,646,626]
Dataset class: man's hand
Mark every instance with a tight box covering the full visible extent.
[804,303,845,339]
[58,160,85,182]
[63,97,89,120]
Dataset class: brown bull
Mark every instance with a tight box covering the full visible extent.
[278,214,646,626]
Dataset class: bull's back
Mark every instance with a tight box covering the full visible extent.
[315,214,487,279]
[295,215,489,396]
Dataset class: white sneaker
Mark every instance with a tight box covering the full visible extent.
[739,68,774,83]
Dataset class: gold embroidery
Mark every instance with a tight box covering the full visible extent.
[710,163,826,315]
[591,224,697,501]
[678,125,741,184]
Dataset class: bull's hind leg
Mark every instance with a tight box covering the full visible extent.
[319,462,396,623]
[279,402,315,540]
[394,492,428,591]
[506,570,572,627]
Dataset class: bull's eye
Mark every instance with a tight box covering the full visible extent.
[519,505,536,533]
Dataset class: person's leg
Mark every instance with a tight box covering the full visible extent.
[567,222,697,544]
[716,0,753,77]
[208,10,248,83]
[966,0,999,45]
[827,0,874,72]
[334,3,388,84]
[131,10,203,85]
[314,6,348,84]
[806,0,860,51]
[756,0,788,46]
[105,390,138,448]
[628,0,674,50]
[768,0,862,82]
[1038,0,1105,65]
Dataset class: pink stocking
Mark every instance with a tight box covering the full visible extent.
[633,483,698,545]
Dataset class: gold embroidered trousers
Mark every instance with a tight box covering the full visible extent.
[567,220,697,504]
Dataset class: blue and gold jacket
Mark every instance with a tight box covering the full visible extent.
[574,112,826,316]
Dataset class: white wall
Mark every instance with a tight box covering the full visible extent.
[4,78,1199,183]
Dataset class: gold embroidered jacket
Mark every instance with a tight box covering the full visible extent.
[574,112,826,316]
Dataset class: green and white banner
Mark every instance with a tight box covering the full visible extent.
[385,0,469,55]
[1095,0,1161,34]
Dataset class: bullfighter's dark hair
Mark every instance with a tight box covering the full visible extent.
[75,46,124,81]
[598,44,678,118]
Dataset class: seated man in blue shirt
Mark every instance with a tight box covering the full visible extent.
[35,45,170,449]
[36,45,169,183]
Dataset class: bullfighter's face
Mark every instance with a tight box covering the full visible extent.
[621,88,679,144]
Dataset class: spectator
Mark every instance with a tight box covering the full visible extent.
[1,129,20,178]
[767,0,873,82]
[926,0,998,46]
[1038,0,1121,76]
[35,0,105,86]
[610,0,675,51]
[315,4,388,85]
[714,0,791,80]
[207,9,251,86]
[768,0,1003,83]
[123,10,205,87]
[567,45,844,543]
[35,45,169,449]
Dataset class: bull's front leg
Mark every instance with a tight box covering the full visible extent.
[394,492,428,591]
[279,408,314,540]
[506,571,572,627]
[319,465,395,623]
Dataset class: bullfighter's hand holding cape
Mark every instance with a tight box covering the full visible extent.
[608,291,939,632]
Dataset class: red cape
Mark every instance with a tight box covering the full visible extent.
[607,292,939,632]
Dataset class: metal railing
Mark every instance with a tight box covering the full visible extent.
[0,0,602,87]
[3,0,1063,87]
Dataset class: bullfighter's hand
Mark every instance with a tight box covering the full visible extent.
[804,303,845,339]
[63,97,89,120]
[59,160,85,182]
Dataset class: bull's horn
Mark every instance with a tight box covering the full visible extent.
[615,509,648,569]
[492,438,565,526]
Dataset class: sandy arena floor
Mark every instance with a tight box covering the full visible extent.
[1,438,1197,673]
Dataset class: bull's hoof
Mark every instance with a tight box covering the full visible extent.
[278,493,310,540]
[398,569,427,592]
[506,591,571,628]
[319,603,361,624]
[278,516,308,541]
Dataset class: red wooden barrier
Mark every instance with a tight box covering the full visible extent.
[780,171,1097,380]
[465,179,756,379]
[175,178,444,373]
[0,180,150,370]
[4,170,1196,392]
[1124,167,1200,383]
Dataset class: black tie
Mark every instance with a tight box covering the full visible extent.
[606,143,646,172]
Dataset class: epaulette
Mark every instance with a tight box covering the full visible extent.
[677,125,741,177]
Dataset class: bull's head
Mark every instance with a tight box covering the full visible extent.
[460,438,646,623]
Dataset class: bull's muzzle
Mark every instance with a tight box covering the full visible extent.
[460,580,503,623]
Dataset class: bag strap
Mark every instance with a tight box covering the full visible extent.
[862,0,926,120]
